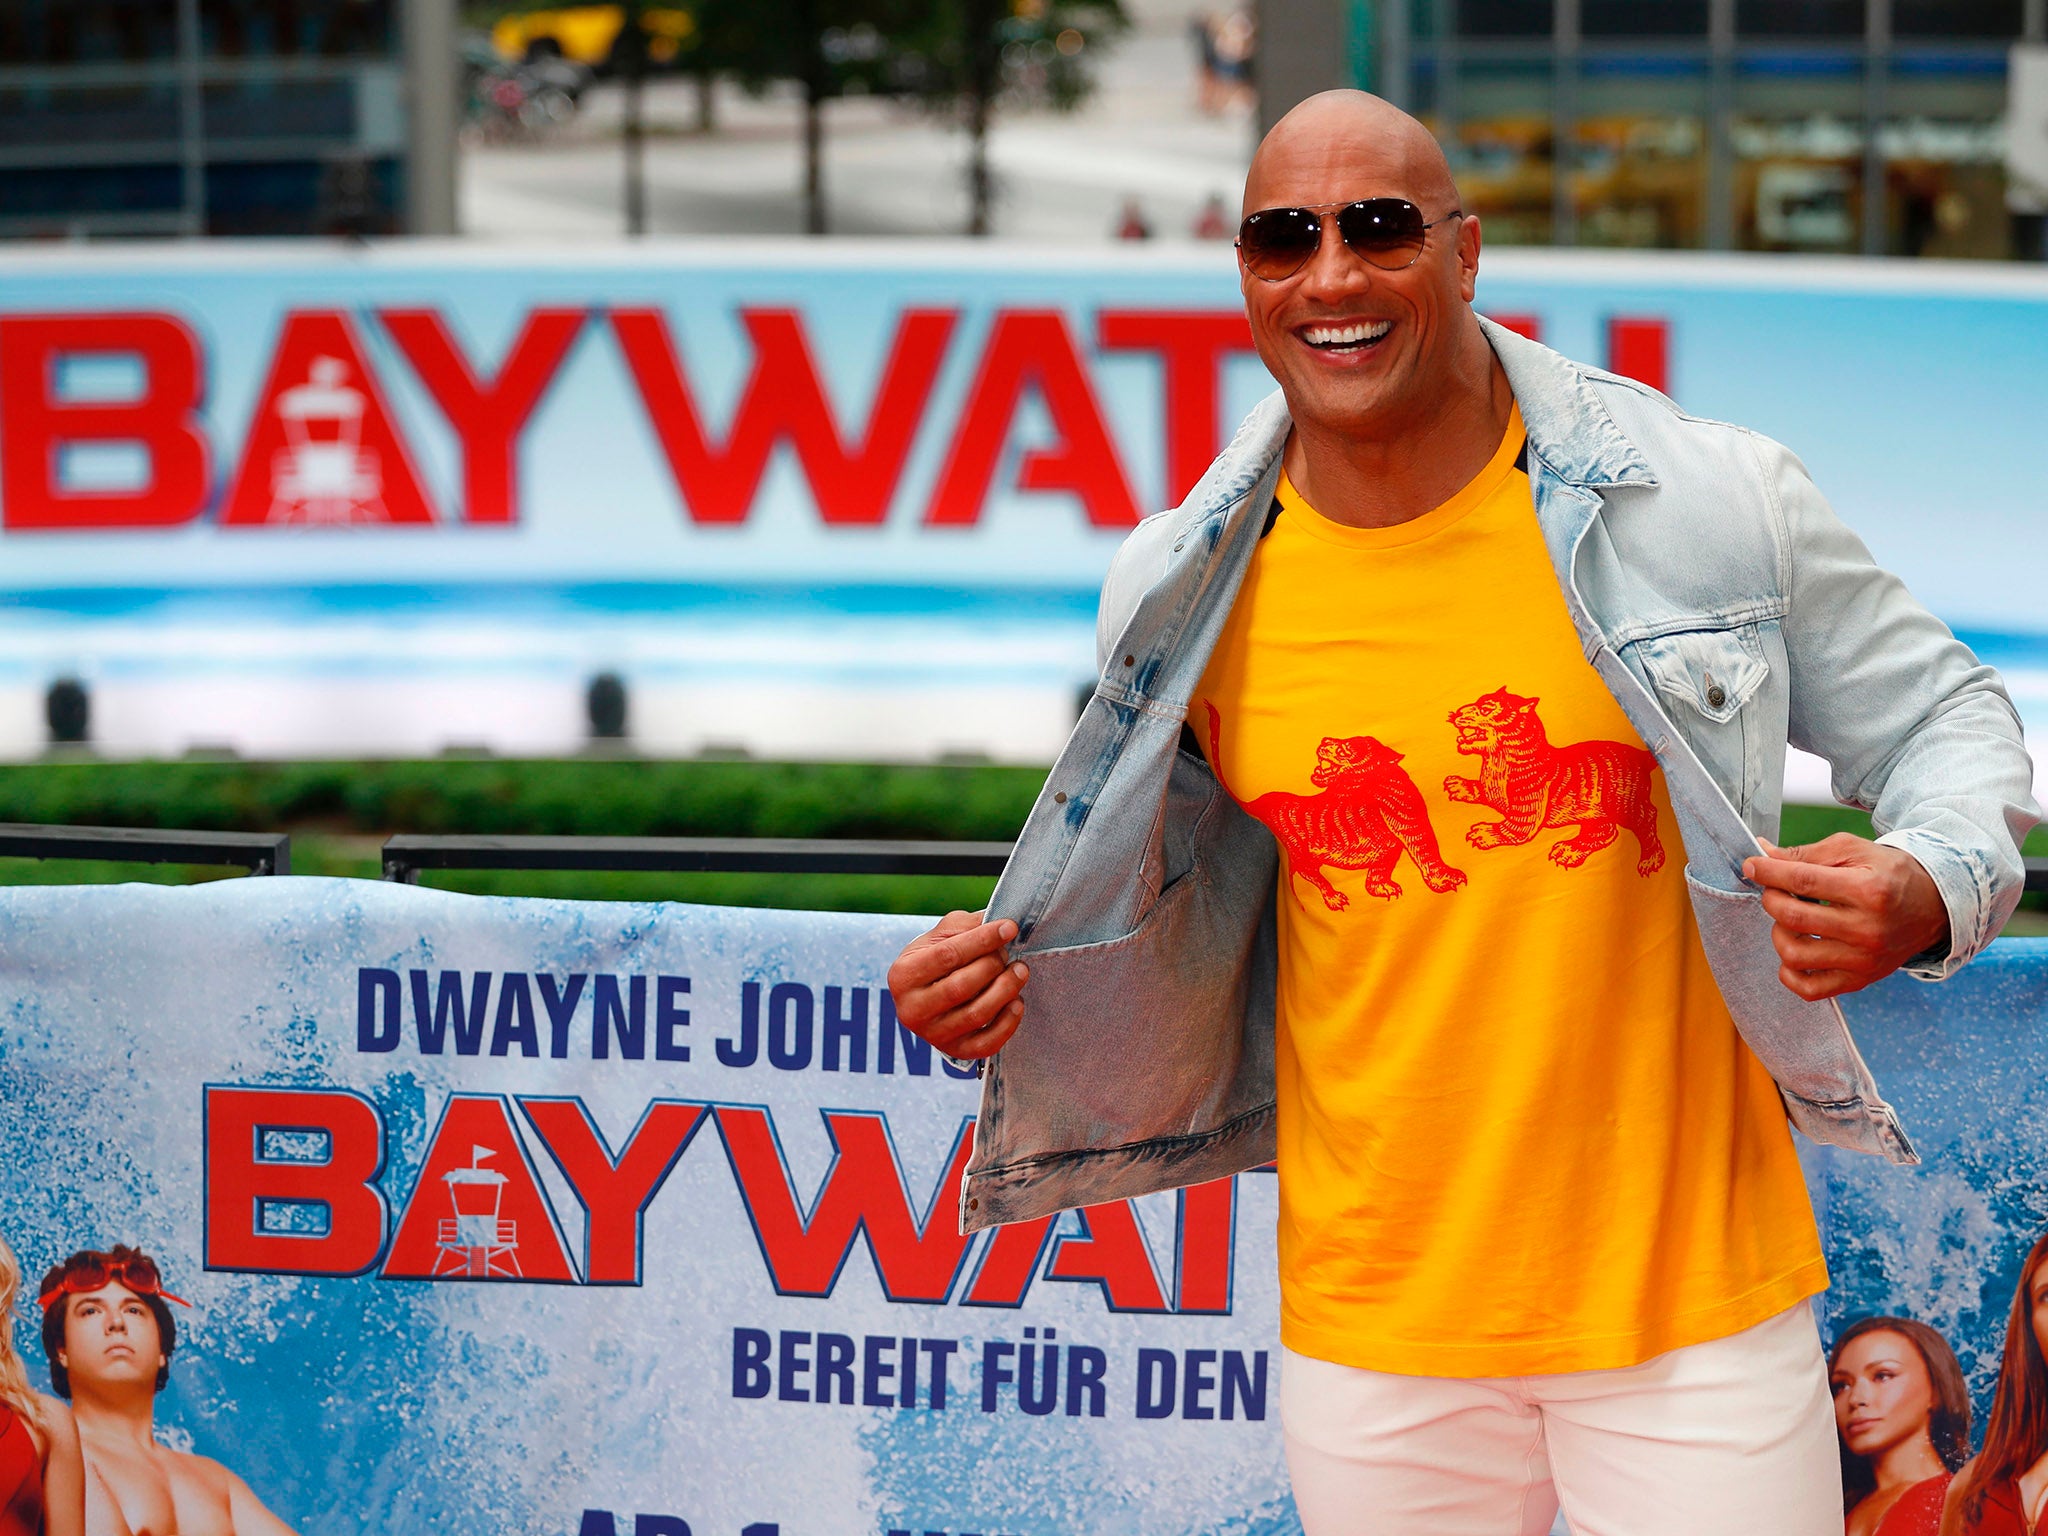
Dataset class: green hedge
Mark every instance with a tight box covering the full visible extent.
[0,758,1045,841]
[0,759,2034,920]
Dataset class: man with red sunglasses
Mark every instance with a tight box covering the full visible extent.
[890,90,2038,1532]
[39,1247,297,1536]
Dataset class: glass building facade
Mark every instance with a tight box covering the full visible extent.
[0,0,420,238]
[1372,0,2038,257]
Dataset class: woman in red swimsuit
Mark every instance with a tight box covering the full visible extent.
[1944,1229,2048,1535]
[1831,1315,1970,1536]
[0,1233,83,1536]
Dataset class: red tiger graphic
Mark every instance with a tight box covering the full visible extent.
[1444,686,1665,875]
[1203,701,1467,910]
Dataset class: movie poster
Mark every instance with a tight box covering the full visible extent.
[0,877,2043,1534]
[0,880,1292,1536]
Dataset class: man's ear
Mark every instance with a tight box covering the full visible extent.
[1456,213,1482,302]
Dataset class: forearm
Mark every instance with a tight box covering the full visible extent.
[1864,685,2038,975]
[1765,431,2040,973]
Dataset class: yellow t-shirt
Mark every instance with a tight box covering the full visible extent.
[1193,408,1825,1377]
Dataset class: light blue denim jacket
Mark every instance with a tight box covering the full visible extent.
[959,318,2040,1234]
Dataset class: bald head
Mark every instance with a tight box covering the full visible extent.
[1243,90,1459,219]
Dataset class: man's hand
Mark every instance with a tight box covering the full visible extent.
[1741,834,1950,1001]
[886,909,1029,1060]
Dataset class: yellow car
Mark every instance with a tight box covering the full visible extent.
[492,5,695,70]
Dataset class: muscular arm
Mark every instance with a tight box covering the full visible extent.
[34,1397,85,1536]
[1759,432,2040,977]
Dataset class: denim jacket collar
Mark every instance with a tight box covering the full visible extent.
[1177,315,1659,558]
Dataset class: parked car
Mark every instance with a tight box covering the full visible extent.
[490,5,695,73]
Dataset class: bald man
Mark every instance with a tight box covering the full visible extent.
[889,93,2037,1533]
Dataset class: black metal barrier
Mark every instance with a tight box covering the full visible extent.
[0,826,2033,897]
[380,834,1014,883]
[0,823,289,875]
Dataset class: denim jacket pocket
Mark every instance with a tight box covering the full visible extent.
[1630,624,1771,817]
[1633,624,1769,725]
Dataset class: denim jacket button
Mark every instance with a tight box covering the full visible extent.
[1054,792,1067,804]
[1707,684,1727,709]
[1123,654,1135,667]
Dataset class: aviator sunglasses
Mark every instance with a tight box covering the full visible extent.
[1236,198,1464,281]
[38,1250,191,1311]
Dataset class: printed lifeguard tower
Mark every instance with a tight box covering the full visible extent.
[434,1145,521,1278]
[266,354,384,524]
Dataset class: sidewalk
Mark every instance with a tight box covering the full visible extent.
[459,6,1255,244]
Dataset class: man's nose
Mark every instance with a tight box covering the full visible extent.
[1296,218,1376,302]
[104,1310,127,1333]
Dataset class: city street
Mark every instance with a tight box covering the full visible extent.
[460,1,1256,245]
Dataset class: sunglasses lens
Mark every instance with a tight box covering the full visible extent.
[1338,200,1429,268]
[119,1256,160,1292]
[1238,208,1321,280]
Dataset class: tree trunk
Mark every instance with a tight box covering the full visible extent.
[803,80,826,235]
[966,76,992,235]
[694,68,715,134]
[965,0,1000,236]
[621,3,647,235]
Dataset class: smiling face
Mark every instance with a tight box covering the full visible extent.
[1239,92,1483,446]
[1832,1329,1937,1462]
[60,1281,168,1395]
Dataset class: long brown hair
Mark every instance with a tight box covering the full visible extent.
[1946,1229,2048,1532]
[1833,1315,1972,1515]
[0,1232,44,1432]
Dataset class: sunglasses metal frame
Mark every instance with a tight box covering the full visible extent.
[1235,198,1466,281]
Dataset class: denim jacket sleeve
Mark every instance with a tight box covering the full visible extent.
[1755,429,2041,978]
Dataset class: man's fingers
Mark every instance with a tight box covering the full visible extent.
[889,915,1018,991]
[1759,887,1872,944]
[1770,927,1874,974]
[924,964,1030,1052]
[1744,854,1869,904]
[943,998,1026,1060]
[1777,963,1867,1002]
[902,951,1012,1017]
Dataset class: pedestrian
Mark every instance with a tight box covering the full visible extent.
[888,91,2038,1535]
[1193,191,1232,239]
[1114,195,1152,240]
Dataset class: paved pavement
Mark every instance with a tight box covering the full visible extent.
[459,1,1256,245]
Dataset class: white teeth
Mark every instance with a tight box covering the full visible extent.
[1303,320,1392,347]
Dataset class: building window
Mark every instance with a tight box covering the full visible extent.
[1573,63,1710,246]
[1730,69,1865,252]
[199,0,396,60]
[1455,0,1555,40]
[1582,0,1709,37]
[1442,58,1556,243]
[0,2,180,64]
[1735,0,1864,37]
[1892,0,2022,38]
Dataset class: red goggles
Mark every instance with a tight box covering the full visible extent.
[37,1252,190,1311]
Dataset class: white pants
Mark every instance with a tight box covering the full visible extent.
[1280,1301,1840,1536]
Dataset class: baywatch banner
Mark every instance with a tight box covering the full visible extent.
[0,241,2046,631]
[0,879,2046,1534]
[0,244,2042,764]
